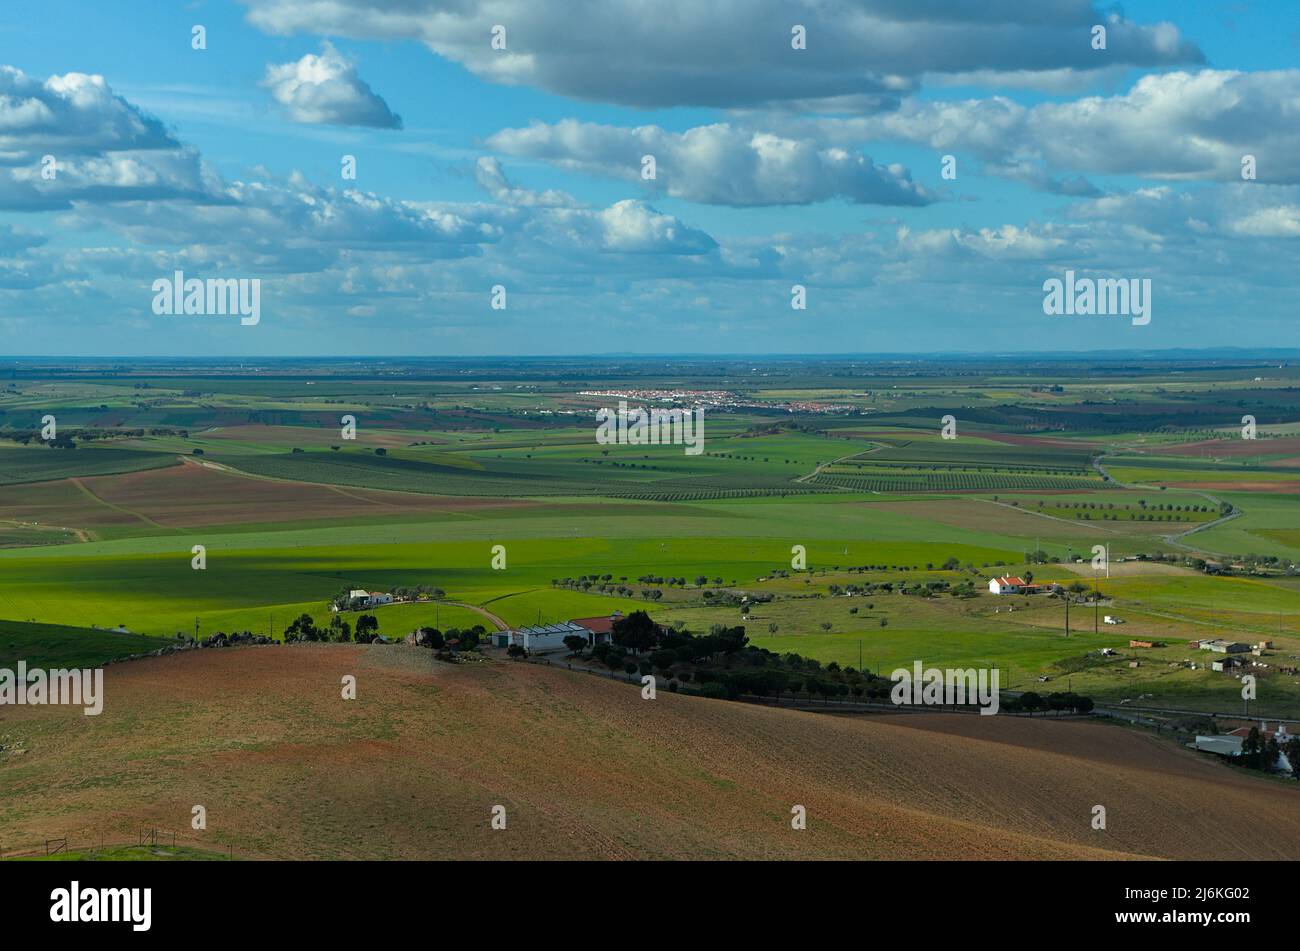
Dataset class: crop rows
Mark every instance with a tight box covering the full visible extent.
[811,470,1107,492]
[0,446,178,485]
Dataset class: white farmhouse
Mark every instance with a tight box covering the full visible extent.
[988,575,1027,595]
[332,589,394,611]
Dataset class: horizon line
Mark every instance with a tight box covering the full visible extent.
[2,346,1299,363]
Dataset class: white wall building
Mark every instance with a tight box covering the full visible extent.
[989,576,1027,595]
[502,620,591,654]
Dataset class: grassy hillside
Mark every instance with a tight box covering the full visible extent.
[0,619,170,668]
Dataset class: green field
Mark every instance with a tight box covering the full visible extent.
[0,445,177,485]
[0,619,170,669]
[3,358,1300,717]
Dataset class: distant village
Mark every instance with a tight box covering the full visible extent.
[577,388,861,415]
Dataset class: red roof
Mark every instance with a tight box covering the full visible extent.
[1229,724,1294,740]
[570,613,623,634]
[996,576,1027,586]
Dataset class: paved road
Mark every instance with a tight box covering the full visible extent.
[1094,701,1300,724]
[1092,453,1242,554]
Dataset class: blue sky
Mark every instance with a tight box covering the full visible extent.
[1,0,1298,356]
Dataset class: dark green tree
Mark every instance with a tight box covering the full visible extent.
[611,610,661,654]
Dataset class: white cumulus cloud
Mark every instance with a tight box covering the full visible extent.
[487,120,933,207]
[262,42,402,128]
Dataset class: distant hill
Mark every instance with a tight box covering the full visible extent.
[0,619,170,669]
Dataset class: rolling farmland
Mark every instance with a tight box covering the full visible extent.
[3,356,1300,866]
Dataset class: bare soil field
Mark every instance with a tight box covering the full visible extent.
[969,432,1090,450]
[64,462,540,529]
[1167,480,1300,494]
[0,479,146,533]
[1054,560,1190,577]
[1149,437,1300,459]
[2,646,1297,860]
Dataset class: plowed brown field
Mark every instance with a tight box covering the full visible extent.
[0,462,540,537]
[3,646,1298,860]
[1166,480,1300,493]
[1149,437,1300,459]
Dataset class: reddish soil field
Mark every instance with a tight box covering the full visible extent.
[967,431,1091,450]
[3,647,1298,860]
[1149,437,1300,459]
[66,461,539,529]
[1166,481,1300,494]
[0,479,145,533]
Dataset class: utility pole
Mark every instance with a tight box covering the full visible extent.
[1064,596,1070,637]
